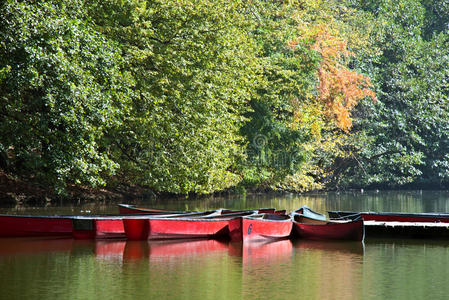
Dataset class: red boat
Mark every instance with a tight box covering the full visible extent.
[328,210,449,223]
[0,214,73,237]
[71,216,128,239]
[123,211,257,240]
[118,203,280,215]
[118,204,191,215]
[228,214,292,242]
[292,207,364,241]
[0,211,194,239]
[72,211,210,239]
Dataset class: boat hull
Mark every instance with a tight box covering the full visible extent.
[123,211,258,240]
[229,217,292,242]
[328,211,449,223]
[0,215,73,237]
[118,204,186,215]
[73,212,214,239]
[118,204,279,215]
[124,218,231,240]
[72,218,126,239]
[293,219,364,241]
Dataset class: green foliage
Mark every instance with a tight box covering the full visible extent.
[238,1,320,188]
[87,0,261,194]
[330,0,449,188]
[0,0,134,192]
[2,0,449,196]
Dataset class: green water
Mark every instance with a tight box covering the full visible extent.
[1,191,449,300]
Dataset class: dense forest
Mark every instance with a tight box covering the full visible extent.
[1,0,449,199]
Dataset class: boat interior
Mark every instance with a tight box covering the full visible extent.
[293,215,328,225]
[248,214,291,221]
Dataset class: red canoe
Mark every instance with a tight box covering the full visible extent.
[228,214,292,242]
[72,210,213,239]
[292,214,364,241]
[0,211,194,239]
[118,204,191,215]
[71,216,128,239]
[0,214,74,237]
[118,203,281,215]
[123,211,257,240]
[0,214,132,238]
[328,210,449,223]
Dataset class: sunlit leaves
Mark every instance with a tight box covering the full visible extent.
[89,0,260,194]
[0,0,134,192]
[332,0,449,188]
[290,24,376,131]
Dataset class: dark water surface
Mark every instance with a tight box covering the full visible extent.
[1,191,449,299]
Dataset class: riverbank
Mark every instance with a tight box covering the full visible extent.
[0,170,305,205]
[0,171,143,205]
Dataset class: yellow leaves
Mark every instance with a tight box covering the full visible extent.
[291,97,325,138]
[291,24,376,132]
[277,162,325,192]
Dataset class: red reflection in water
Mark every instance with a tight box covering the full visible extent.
[149,239,228,259]
[229,239,293,264]
[0,237,74,256]
[94,239,294,264]
[95,240,127,262]
[119,239,230,262]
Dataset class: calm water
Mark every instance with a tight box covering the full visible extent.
[1,191,449,300]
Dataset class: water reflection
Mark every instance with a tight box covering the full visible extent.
[3,190,449,299]
[362,239,449,300]
[0,237,74,256]
[291,240,365,300]
[229,239,293,264]
[4,190,449,217]
[293,239,365,255]
[3,236,449,299]
[0,237,295,262]
[95,240,127,262]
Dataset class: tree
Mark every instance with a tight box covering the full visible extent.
[0,0,133,192]
[237,1,320,190]
[87,0,261,194]
[331,0,449,188]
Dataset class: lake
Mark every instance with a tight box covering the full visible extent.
[1,190,449,299]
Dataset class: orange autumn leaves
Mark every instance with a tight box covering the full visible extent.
[290,25,376,132]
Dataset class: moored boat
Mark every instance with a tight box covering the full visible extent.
[72,211,216,239]
[0,207,285,240]
[71,216,128,239]
[292,207,364,241]
[118,204,190,215]
[328,210,449,223]
[123,210,257,240]
[228,214,292,242]
[0,213,135,239]
[293,206,326,221]
[0,214,73,237]
[118,203,280,215]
